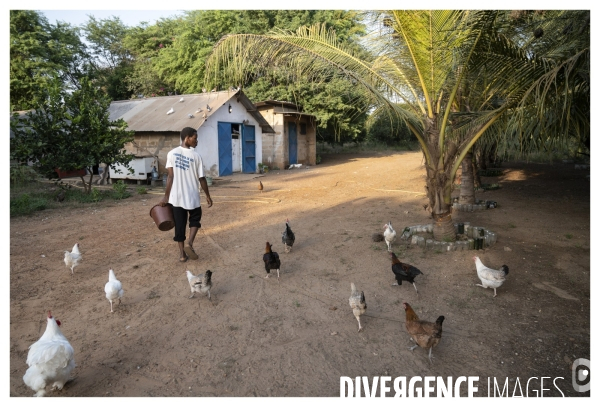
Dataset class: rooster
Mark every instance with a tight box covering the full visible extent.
[390,252,423,294]
[63,243,82,274]
[263,242,281,280]
[473,256,509,297]
[383,222,396,252]
[402,302,445,364]
[186,270,212,299]
[258,181,264,193]
[104,269,124,312]
[281,219,295,253]
[23,311,76,397]
[349,283,367,332]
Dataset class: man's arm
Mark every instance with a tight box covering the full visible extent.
[199,177,213,208]
[159,167,174,206]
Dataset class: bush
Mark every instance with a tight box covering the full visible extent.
[10,164,38,185]
[10,193,49,216]
[136,186,147,195]
[112,180,131,200]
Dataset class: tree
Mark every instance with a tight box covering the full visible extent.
[82,16,135,100]
[10,78,135,193]
[120,10,369,139]
[205,11,589,240]
[10,10,89,110]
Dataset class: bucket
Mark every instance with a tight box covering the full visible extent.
[149,203,175,231]
[205,176,213,186]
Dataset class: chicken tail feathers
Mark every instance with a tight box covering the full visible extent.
[501,265,509,275]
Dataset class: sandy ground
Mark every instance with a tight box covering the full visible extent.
[9,151,590,397]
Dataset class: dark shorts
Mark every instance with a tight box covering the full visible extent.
[172,206,202,242]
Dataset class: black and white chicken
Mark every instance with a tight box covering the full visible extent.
[186,270,213,299]
[473,256,509,297]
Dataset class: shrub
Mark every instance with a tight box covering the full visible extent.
[10,193,49,216]
[112,180,131,200]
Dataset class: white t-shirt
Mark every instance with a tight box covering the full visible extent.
[165,146,205,209]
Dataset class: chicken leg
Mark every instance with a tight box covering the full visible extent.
[428,348,435,364]
[475,283,497,297]
[109,300,114,312]
[356,315,363,332]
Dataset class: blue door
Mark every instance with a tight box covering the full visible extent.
[242,125,256,173]
[289,122,297,165]
[218,122,232,176]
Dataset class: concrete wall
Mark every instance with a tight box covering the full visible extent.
[259,107,316,169]
[122,97,263,178]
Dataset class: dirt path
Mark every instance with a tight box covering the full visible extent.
[10,151,590,397]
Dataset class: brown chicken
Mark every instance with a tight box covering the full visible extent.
[402,302,445,364]
[258,181,264,193]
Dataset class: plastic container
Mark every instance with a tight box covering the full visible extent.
[149,203,175,231]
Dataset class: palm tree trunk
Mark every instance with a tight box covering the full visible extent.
[424,160,456,241]
[459,151,476,204]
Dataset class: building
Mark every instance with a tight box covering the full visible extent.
[255,100,317,170]
[108,90,275,179]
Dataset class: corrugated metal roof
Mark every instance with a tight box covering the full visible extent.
[255,100,315,118]
[109,90,275,134]
[109,91,238,132]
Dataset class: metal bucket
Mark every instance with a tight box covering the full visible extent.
[149,203,175,231]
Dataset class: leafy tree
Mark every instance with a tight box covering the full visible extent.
[82,16,135,100]
[10,10,89,110]
[10,78,135,193]
[366,105,415,145]
[205,11,589,240]
[120,10,370,141]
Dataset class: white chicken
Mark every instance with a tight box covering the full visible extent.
[473,256,509,297]
[23,310,75,397]
[349,282,367,332]
[166,107,174,115]
[186,270,212,299]
[383,221,396,252]
[63,243,81,274]
[104,269,124,312]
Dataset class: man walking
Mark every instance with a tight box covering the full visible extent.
[159,127,213,262]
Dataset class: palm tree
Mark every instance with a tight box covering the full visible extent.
[205,10,589,240]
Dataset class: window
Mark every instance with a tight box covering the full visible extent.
[300,123,307,135]
[232,123,240,139]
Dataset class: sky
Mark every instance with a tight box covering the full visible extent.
[41,9,184,28]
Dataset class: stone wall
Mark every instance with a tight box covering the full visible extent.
[122,132,179,175]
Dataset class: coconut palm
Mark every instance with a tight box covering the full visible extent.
[205,10,589,240]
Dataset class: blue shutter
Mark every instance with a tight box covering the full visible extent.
[289,122,297,165]
[242,125,256,173]
[218,122,232,176]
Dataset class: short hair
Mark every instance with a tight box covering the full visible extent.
[180,127,197,141]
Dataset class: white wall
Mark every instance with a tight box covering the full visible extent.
[195,97,263,177]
